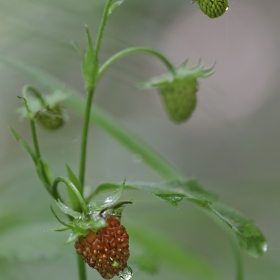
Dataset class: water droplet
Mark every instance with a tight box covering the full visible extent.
[263,243,268,252]
[132,154,142,164]
[119,266,133,280]
[105,197,113,203]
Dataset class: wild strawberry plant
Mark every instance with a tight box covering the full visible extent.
[3,1,266,280]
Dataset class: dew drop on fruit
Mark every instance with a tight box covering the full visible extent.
[118,266,133,280]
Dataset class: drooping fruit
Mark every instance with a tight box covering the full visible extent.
[159,78,198,123]
[193,0,229,19]
[74,217,130,279]
[141,60,214,124]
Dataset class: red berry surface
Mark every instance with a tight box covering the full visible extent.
[74,218,130,279]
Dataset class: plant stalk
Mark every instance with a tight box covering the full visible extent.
[77,1,112,280]
[78,0,112,191]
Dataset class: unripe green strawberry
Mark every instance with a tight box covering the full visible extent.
[193,0,228,18]
[160,78,197,123]
[36,105,66,130]
[74,217,130,279]
[141,60,214,124]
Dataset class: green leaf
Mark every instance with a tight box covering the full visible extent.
[66,165,82,210]
[127,222,223,280]
[109,0,126,14]
[91,180,266,258]
[55,199,82,219]
[100,180,125,208]
[209,202,267,258]
[9,126,37,164]
[92,179,217,206]
[36,158,53,187]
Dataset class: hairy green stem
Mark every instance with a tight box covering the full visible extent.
[98,47,175,80]
[78,0,112,191]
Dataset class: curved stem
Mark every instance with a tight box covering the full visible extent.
[22,85,47,107]
[78,0,113,191]
[230,236,244,280]
[51,176,88,214]
[98,47,175,81]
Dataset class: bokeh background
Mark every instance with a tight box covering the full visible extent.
[1,0,280,279]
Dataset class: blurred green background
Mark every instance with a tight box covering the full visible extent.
[1,0,280,279]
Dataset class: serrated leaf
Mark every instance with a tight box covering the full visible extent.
[9,126,37,164]
[209,202,267,258]
[92,179,217,206]
[109,0,126,14]
[0,221,69,261]
[92,180,266,258]
[66,165,82,210]
[127,222,222,280]
[55,200,82,219]
[155,194,184,207]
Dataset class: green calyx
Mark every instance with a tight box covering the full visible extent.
[18,88,69,130]
[141,60,214,124]
[192,0,229,19]
[36,105,66,130]
[51,180,132,243]
[82,26,99,93]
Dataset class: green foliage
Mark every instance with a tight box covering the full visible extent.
[1,1,267,278]
[82,26,99,93]
[66,165,83,210]
[209,203,266,258]
[109,0,126,14]
[90,180,266,257]
[9,126,37,164]
[36,158,53,188]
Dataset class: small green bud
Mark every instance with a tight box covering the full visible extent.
[141,60,214,124]
[192,0,228,19]
[36,105,66,130]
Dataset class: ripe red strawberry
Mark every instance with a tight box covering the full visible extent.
[74,217,130,279]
